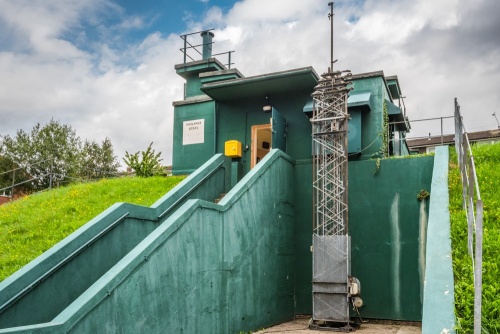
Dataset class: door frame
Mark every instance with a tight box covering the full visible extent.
[250,123,272,169]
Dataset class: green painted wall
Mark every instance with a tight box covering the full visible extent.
[215,92,313,172]
[0,208,159,329]
[0,151,295,334]
[293,162,313,314]
[172,100,216,174]
[348,155,434,320]
[171,69,421,318]
[292,155,435,319]
[214,93,315,315]
[0,155,229,331]
[185,75,204,97]
[175,60,225,98]
[349,76,391,160]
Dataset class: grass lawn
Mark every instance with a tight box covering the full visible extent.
[449,142,500,333]
[0,175,185,282]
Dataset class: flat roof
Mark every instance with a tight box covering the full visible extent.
[351,70,385,80]
[201,67,319,102]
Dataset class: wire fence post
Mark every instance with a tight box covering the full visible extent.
[10,169,15,199]
[49,164,53,190]
[474,199,483,334]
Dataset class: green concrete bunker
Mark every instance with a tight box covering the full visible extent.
[0,30,455,333]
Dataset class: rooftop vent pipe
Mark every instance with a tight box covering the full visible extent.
[200,31,214,60]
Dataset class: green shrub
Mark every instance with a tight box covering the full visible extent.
[123,142,164,177]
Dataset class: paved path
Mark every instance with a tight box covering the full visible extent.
[253,318,422,334]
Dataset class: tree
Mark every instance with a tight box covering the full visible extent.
[123,142,164,177]
[1,119,120,191]
[78,138,120,179]
[1,120,80,190]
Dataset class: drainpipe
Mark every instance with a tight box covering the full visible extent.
[200,31,214,60]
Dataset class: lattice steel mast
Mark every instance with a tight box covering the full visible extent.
[312,70,351,237]
[310,2,361,331]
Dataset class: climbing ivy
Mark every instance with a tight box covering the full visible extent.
[372,97,390,176]
[381,99,389,158]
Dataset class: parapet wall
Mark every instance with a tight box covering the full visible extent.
[422,146,455,332]
[348,155,434,321]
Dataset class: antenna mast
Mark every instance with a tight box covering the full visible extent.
[328,2,335,72]
[309,2,362,331]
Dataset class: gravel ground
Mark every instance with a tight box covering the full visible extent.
[253,317,422,334]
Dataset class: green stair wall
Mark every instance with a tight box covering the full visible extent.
[0,150,295,333]
[0,154,230,332]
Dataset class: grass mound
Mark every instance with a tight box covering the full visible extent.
[0,175,185,281]
[449,142,500,333]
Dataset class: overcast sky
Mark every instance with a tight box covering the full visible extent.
[0,0,499,165]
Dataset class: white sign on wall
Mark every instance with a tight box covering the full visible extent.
[182,119,205,145]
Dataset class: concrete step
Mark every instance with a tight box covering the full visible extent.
[214,193,226,203]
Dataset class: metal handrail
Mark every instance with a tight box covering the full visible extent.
[454,97,483,334]
[179,29,235,69]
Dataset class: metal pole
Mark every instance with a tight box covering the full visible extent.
[182,35,187,64]
[10,169,15,199]
[328,2,334,72]
[441,117,444,145]
[454,98,460,157]
[474,200,483,334]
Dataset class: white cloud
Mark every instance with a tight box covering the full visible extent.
[211,0,500,137]
[0,0,499,170]
[204,6,223,25]
[0,0,183,166]
[115,16,145,30]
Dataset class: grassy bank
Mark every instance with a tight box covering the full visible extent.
[449,142,500,333]
[0,175,185,281]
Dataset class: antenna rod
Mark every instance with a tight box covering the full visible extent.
[328,2,334,72]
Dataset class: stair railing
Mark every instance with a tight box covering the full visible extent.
[454,97,483,334]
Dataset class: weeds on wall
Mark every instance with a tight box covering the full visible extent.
[417,190,430,201]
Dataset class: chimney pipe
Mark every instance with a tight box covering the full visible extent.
[200,31,214,60]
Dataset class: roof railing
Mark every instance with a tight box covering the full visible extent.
[179,29,235,69]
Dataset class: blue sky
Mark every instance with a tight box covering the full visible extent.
[70,1,238,48]
[0,0,499,165]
